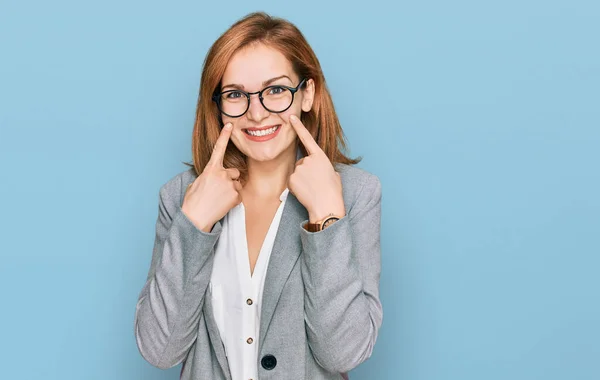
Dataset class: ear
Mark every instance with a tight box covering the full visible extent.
[301,78,315,112]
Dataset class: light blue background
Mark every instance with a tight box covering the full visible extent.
[1,0,598,379]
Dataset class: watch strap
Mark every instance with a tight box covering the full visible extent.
[304,213,341,232]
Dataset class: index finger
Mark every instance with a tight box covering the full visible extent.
[289,115,320,155]
[208,122,233,167]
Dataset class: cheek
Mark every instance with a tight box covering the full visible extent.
[229,129,246,150]
[279,105,302,125]
[222,116,247,136]
[276,115,297,139]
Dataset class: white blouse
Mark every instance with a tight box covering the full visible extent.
[209,188,290,380]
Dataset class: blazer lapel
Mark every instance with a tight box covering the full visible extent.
[258,193,307,352]
[203,270,233,380]
[179,176,231,379]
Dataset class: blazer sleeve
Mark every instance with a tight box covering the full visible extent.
[300,173,383,373]
[134,174,222,369]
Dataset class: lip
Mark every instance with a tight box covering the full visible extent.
[242,124,281,142]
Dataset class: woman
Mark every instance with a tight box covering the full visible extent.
[134,12,383,380]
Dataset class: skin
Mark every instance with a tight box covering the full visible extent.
[221,42,312,195]
[182,43,346,273]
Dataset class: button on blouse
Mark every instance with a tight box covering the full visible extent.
[209,188,289,380]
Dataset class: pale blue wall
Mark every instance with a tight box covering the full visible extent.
[1,1,598,379]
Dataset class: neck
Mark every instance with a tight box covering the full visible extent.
[243,143,298,199]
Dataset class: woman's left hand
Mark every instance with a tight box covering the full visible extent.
[288,114,346,223]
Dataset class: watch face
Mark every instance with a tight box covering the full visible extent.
[322,217,340,229]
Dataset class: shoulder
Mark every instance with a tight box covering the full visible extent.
[157,168,198,208]
[335,163,382,214]
[336,163,379,186]
[156,164,382,211]
[335,163,381,194]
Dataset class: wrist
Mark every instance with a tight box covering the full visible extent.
[308,204,346,224]
[181,207,215,233]
[304,212,345,232]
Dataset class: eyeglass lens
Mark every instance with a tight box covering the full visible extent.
[218,86,294,117]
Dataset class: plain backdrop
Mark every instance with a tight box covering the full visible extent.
[1,1,599,379]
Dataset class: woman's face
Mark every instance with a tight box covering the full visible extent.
[219,43,314,164]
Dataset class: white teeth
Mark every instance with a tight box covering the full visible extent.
[246,126,279,137]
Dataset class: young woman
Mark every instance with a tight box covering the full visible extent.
[134,12,383,380]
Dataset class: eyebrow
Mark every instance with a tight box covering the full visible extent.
[222,75,292,91]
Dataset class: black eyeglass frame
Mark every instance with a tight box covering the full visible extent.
[212,78,308,118]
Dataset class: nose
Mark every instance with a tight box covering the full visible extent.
[246,93,269,122]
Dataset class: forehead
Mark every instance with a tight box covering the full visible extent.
[221,43,295,88]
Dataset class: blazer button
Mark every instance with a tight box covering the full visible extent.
[261,354,277,370]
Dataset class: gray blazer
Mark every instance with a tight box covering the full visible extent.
[134,163,383,379]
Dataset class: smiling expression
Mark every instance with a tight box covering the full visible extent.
[219,43,314,164]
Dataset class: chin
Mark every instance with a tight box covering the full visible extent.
[244,145,290,162]
[240,140,298,164]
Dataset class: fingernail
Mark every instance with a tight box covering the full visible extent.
[290,115,298,121]
[224,123,232,130]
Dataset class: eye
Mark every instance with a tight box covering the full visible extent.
[267,86,285,95]
[225,91,244,99]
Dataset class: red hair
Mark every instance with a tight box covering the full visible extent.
[184,12,360,177]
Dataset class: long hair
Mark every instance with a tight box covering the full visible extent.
[184,12,360,177]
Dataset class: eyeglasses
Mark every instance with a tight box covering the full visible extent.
[212,78,307,118]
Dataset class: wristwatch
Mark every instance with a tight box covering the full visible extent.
[304,213,342,232]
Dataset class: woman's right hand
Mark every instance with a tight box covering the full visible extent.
[182,123,242,232]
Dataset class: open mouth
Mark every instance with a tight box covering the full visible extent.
[243,125,281,137]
